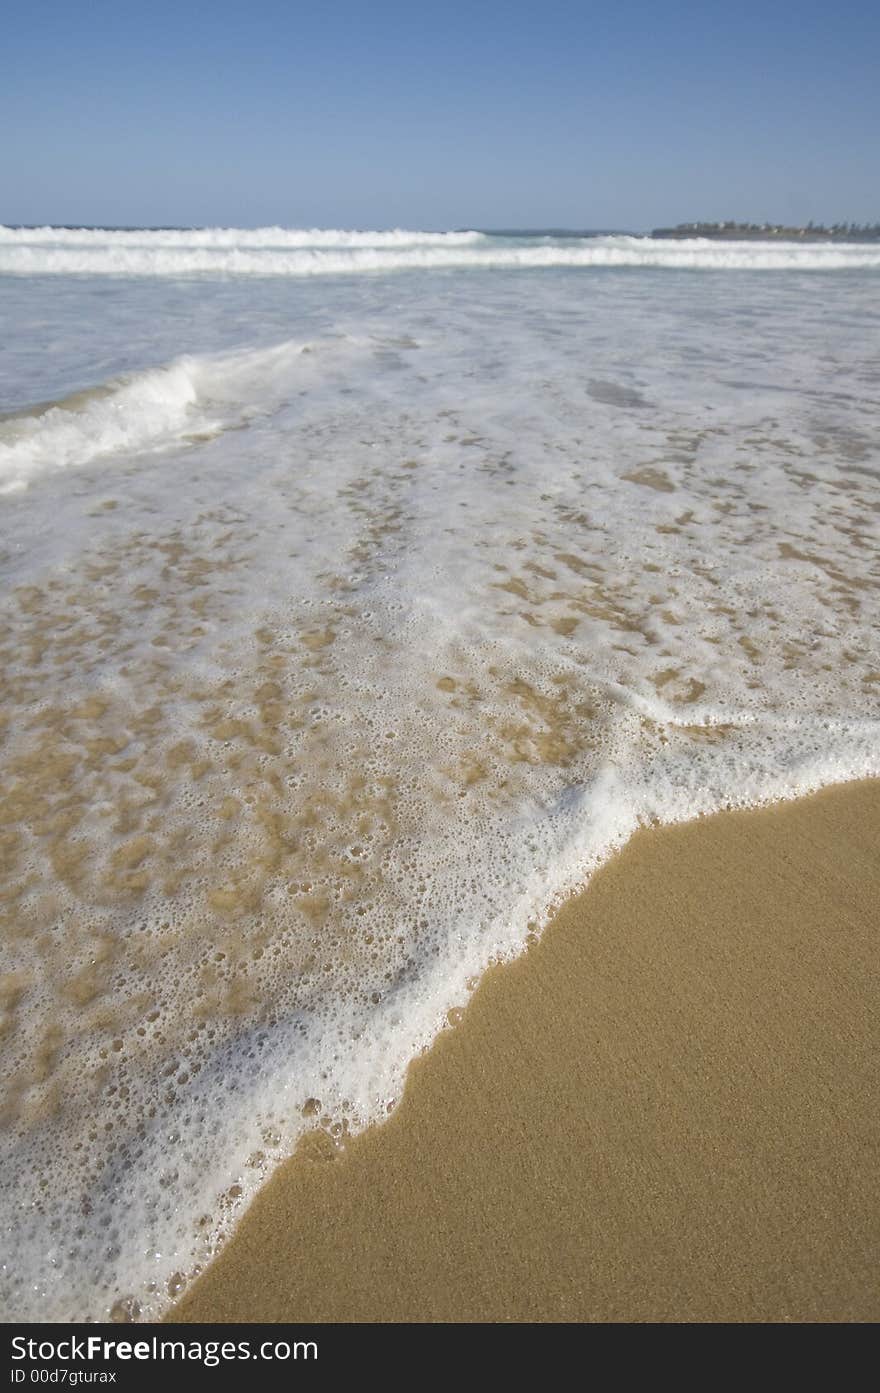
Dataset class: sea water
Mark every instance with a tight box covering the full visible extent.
[1,227,878,1319]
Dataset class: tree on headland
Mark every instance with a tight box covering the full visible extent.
[651,220,880,241]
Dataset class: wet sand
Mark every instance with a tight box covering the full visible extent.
[173,780,880,1323]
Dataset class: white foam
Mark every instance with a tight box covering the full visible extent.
[1,229,879,276]
[0,225,485,249]
[0,337,365,491]
[0,254,878,1323]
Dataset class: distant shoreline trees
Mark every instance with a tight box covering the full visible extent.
[652,220,880,242]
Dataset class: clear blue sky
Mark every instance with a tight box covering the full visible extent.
[3,0,878,229]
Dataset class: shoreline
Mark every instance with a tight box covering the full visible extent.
[172,779,880,1323]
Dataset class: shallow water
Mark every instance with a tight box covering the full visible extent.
[1,228,878,1319]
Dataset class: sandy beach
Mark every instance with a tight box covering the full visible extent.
[4,0,880,1331]
[172,779,880,1323]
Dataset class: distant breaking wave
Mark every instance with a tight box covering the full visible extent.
[2,227,879,276]
[0,225,485,249]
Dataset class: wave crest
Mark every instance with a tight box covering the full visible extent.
[0,225,484,249]
[0,337,361,491]
[2,231,878,277]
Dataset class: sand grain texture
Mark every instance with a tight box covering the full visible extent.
[174,782,879,1323]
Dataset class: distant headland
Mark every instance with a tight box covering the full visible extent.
[652,220,880,242]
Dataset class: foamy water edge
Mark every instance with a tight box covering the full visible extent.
[1,245,878,1320]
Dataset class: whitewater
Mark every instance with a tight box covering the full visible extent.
[1,227,878,1320]
[3,225,880,277]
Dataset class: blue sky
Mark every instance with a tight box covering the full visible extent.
[3,0,878,229]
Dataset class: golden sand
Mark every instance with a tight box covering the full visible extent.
[174,780,879,1323]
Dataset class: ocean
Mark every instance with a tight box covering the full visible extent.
[1,226,878,1320]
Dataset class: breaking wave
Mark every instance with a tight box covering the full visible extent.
[2,228,879,277]
[0,336,362,492]
[0,224,485,249]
